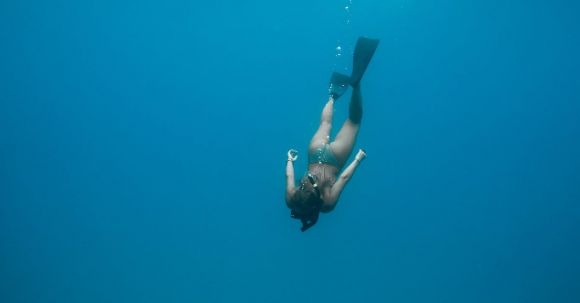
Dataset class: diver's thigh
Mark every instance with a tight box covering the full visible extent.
[308,122,331,152]
[330,121,359,164]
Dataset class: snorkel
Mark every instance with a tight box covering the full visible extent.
[307,173,320,197]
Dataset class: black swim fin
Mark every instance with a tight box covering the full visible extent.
[328,72,350,100]
[350,37,379,86]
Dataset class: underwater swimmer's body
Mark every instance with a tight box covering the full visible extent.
[285,37,379,232]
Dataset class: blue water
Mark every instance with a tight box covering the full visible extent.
[1,1,579,302]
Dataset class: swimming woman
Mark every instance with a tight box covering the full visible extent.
[285,37,379,231]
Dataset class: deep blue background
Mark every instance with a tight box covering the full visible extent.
[1,1,579,302]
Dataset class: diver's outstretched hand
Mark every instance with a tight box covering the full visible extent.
[355,149,367,162]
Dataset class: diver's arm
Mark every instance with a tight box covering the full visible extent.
[323,149,366,211]
[285,154,297,208]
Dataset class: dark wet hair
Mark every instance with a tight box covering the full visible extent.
[290,176,323,232]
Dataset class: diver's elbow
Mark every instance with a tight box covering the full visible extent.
[339,173,352,182]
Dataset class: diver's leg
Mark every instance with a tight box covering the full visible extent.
[330,85,362,167]
[309,97,334,152]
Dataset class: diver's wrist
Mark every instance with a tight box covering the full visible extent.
[355,149,367,162]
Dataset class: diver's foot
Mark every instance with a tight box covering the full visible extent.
[351,81,361,90]
[329,72,351,101]
[350,37,380,85]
